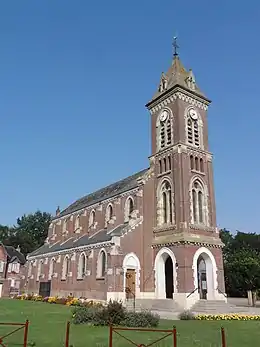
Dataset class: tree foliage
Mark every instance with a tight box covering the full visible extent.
[220,229,260,297]
[0,211,52,256]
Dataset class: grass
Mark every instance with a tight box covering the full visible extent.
[0,299,260,346]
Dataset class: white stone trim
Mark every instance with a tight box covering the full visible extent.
[27,239,113,260]
[77,252,87,279]
[189,176,209,226]
[96,248,107,278]
[149,90,209,114]
[184,105,204,150]
[154,247,177,298]
[192,247,221,301]
[156,176,175,226]
[48,257,56,280]
[122,252,141,300]
[156,107,174,151]
[124,196,135,223]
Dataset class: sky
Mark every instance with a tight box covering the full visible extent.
[0,1,259,233]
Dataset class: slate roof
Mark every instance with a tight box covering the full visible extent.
[55,168,148,220]
[4,245,26,265]
[146,55,208,106]
[28,224,127,258]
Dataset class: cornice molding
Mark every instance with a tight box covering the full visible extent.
[152,240,223,249]
[27,240,114,260]
[149,90,209,115]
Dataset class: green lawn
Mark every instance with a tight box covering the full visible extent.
[0,299,260,347]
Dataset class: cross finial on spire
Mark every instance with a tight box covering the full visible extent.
[173,36,179,57]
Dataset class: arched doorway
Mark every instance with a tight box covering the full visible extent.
[165,256,173,299]
[154,248,177,299]
[197,256,207,299]
[123,253,140,300]
[193,247,217,301]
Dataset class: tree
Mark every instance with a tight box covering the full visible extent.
[0,211,52,256]
[0,224,11,243]
[220,229,260,301]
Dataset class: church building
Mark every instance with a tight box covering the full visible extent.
[25,41,226,310]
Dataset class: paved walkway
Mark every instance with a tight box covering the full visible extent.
[152,298,260,320]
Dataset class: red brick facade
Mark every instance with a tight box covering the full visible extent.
[25,50,226,309]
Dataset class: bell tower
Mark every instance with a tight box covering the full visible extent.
[146,38,218,239]
[146,39,225,306]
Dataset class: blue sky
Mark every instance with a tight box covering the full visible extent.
[0,1,259,232]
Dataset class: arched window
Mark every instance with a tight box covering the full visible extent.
[75,215,80,232]
[195,157,199,171]
[28,261,33,278]
[157,110,172,150]
[163,157,167,171]
[200,159,204,172]
[89,210,95,227]
[78,253,87,279]
[105,204,113,225]
[168,156,171,171]
[190,155,194,170]
[62,219,67,234]
[125,197,134,222]
[186,111,201,147]
[36,260,43,281]
[159,160,162,174]
[62,256,70,280]
[191,179,207,225]
[48,258,55,280]
[97,250,107,278]
[158,180,173,226]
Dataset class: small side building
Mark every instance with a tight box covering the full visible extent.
[0,243,26,297]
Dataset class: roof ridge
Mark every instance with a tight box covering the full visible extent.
[54,168,148,220]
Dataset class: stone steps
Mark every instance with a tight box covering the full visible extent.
[191,300,251,314]
[126,299,181,313]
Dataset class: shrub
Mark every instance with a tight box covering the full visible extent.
[178,310,195,320]
[104,300,126,325]
[121,310,160,328]
[72,306,98,325]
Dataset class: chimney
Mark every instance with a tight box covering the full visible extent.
[56,206,61,216]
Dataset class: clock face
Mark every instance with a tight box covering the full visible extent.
[189,108,198,120]
[160,110,169,122]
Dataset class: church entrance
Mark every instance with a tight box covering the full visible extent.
[197,255,207,299]
[154,248,176,299]
[165,256,173,299]
[125,269,136,299]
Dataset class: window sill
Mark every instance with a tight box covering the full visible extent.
[61,279,67,282]
[96,277,105,281]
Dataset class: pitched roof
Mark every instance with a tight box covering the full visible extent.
[55,168,148,220]
[4,245,26,265]
[146,55,208,106]
[28,224,127,257]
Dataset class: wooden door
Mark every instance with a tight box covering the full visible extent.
[125,269,135,299]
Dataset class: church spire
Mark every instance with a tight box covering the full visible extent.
[146,38,208,107]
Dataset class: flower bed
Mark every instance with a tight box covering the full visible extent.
[13,293,104,308]
[196,314,260,321]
